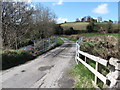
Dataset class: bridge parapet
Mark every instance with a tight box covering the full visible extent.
[106,58,120,89]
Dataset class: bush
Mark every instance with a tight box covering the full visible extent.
[18,39,33,48]
[87,22,94,32]
[64,27,76,35]
[2,50,35,70]
[107,22,113,33]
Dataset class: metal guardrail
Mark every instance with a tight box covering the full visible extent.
[21,36,58,54]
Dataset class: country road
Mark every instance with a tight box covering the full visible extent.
[2,38,76,88]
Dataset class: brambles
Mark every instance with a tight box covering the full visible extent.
[80,35,119,60]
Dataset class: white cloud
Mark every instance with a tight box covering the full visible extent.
[52,0,63,6]
[27,0,32,3]
[57,0,63,5]
[92,4,109,14]
[5,0,32,2]
[57,18,68,23]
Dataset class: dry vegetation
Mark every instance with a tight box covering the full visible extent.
[64,33,119,60]
[80,35,119,60]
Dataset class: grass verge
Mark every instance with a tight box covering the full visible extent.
[70,58,105,88]
[70,62,95,88]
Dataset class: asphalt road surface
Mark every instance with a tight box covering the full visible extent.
[2,38,76,88]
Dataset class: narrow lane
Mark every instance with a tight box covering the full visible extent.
[2,38,76,88]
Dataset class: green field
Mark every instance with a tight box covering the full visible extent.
[61,22,89,30]
[60,22,118,31]
[94,22,118,30]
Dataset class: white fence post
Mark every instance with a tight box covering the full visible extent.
[75,42,78,65]
[75,38,83,65]
[95,62,98,85]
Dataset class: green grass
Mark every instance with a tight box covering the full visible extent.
[57,37,64,46]
[71,59,105,88]
[71,61,95,88]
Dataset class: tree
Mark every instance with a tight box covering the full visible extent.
[109,20,113,23]
[81,17,86,22]
[76,18,80,22]
[107,22,113,33]
[54,24,63,35]
[64,21,67,23]
[87,16,91,22]
[2,2,57,49]
[2,2,34,49]
[32,4,57,39]
[87,21,94,32]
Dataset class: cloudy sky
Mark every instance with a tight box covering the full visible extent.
[12,0,118,23]
[39,2,118,23]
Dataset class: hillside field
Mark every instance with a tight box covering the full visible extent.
[60,22,118,32]
[61,22,89,31]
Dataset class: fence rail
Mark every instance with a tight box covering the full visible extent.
[75,38,120,88]
[21,36,58,54]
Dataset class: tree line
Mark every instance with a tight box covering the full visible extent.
[2,2,57,49]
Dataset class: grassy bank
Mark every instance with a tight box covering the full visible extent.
[71,61,105,88]
[71,62,95,88]
[1,37,64,70]
[57,37,64,46]
[2,50,35,70]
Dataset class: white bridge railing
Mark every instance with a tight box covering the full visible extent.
[75,38,120,88]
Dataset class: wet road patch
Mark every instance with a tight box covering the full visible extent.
[38,65,54,71]
[21,70,26,72]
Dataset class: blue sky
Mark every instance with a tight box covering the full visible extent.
[35,2,118,23]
